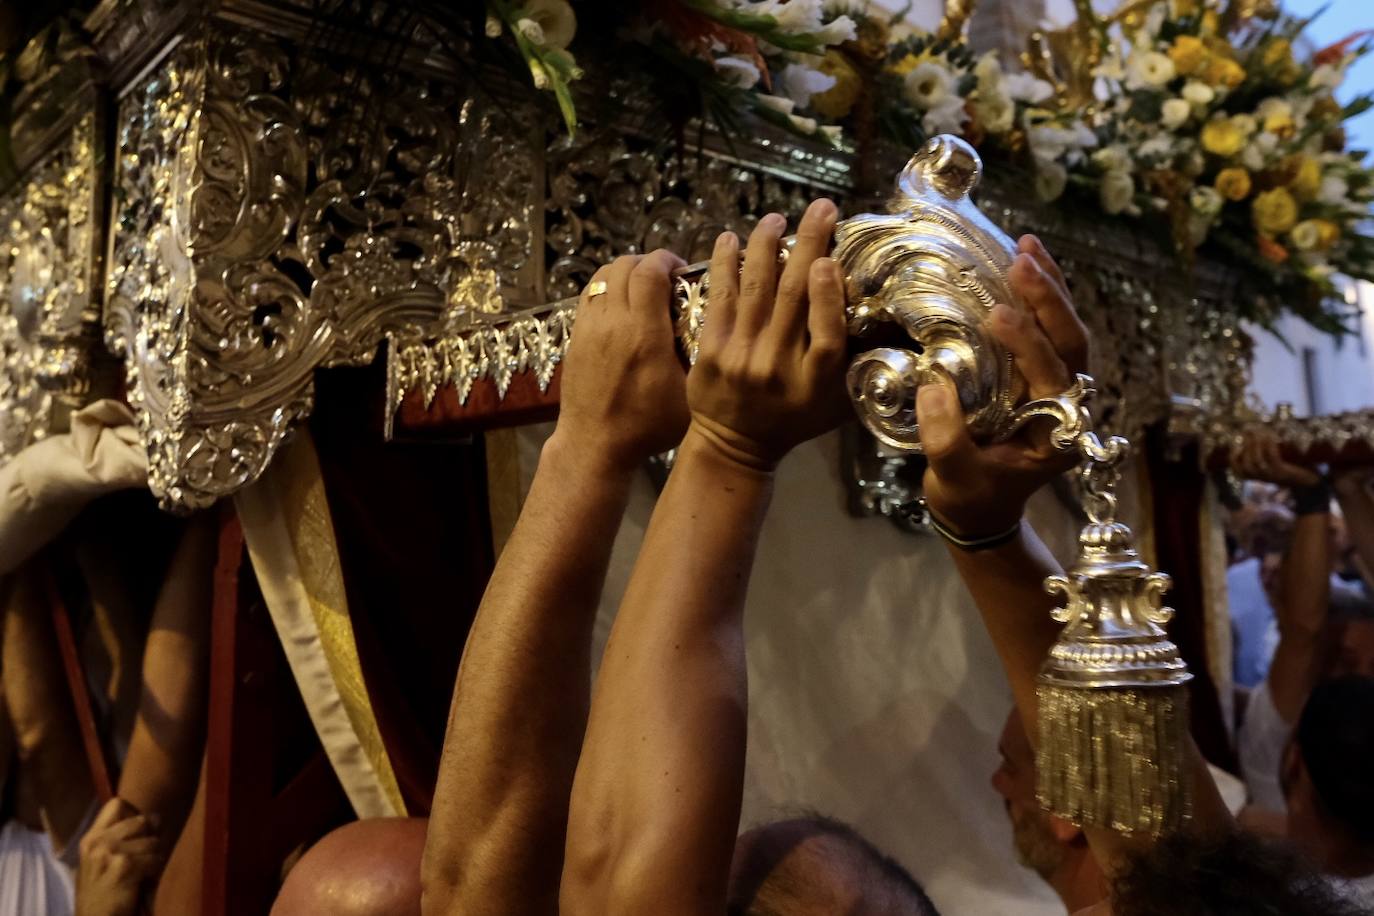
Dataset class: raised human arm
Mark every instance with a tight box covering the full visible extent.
[561,200,848,916]
[1231,434,1328,723]
[420,250,691,916]
[917,236,1231,875]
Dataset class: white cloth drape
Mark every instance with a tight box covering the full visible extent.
[0,821,74,916]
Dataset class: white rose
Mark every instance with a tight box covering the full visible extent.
[1182,80,1215,107]
[1091,145,1131,173]
[1190,186,1223,218]
[1138,134,1174,162]
[1230,113,1258,136]
[1003,71,1054,104]
[1034,157,1068,201]
[1127,50,1176,89]
[1100,169,1136,215]
[1161,98,1192,130]
[904,61,954,110]
[520,0,576,50]
[923,98,968,136]
[776,62,836,108]
[1319,174,1349,205]
[975,52,1003,91]
[973,90,1014,133]
[714,55,762,89]
[1256,97,1292,121]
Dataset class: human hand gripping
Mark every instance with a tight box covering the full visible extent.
[683,198,851,470]
[75,797,164,916]
[551,249,692,473]
[917,235,1091,535]
[1232,428,1321,489]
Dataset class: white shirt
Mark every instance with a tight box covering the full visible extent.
[1238,677,1291,812]
[1333,872,1374,908]
[0,820,74,916]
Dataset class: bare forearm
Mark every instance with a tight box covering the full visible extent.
[423,435,632,916]
[562,434,771,916]
[1268,511,1329,722]
[117,517,215,851]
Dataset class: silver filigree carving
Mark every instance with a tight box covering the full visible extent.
[104,28,540,510]
[0,112,104,464]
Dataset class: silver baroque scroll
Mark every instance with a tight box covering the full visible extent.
[0,112,104,463]
[105,28,539,510]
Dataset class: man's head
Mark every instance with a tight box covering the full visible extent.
[990,710,1085,880]
[727,816,939,916]
[1110,828,1370,916]
[1282,676,1374,858]
[1330,617,1374,679]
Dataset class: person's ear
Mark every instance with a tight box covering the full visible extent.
[1048,813,1083,845]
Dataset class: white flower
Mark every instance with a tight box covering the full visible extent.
[1100,169,1135,215]
[975,52,1003,91]
[1311,63,1343,90]
[1028,122,1091,162]
[788,113,819,134]
[485,15,503,37]
[1003,71,1054,104]
[755,0,823,34]
[519,0,576,50]
[1094,50,1127,83]
[973,90,1015,133]
[1138,134,1175,161]
[1161,98,1192,130]
[815,14,857,44]
[1256,97,1292,122]
[714,55,762,89]
[904,61,954,110]
[923,98,968,136]
[755,94,795,117]
[1230,113,1258,137]
[1291,221,1322,251]
[1319,174,1349,205]
[1182,80,1215,108]
[1126,50,1176,89]
[1034,157,1068,201]
[1092,145,1131,173]
[1190,186,1223,218]
[819,124,844,145]
[776,62,836,108]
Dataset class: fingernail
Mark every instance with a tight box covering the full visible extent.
[806,198,836,219]
[715,230,736,252]
[760,213,786,233]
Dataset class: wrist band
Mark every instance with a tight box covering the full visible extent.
[1292,478,1332,516]
[921,499,1023,552]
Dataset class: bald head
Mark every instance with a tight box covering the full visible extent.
[728,817,939,916]
[272,817,426,916]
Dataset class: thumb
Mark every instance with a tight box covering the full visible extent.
[917,380,979,485]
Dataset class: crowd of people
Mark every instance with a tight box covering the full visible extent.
[3,198,1373,914]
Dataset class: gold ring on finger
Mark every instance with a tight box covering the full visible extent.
[587,280,608,298]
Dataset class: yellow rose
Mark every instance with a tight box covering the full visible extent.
[1289,156,1322,200]
[1201,117,1245,157]
[1261,38,1292,70]
[810,51,863,120]
[1169,35,1208,76]
[1214,167,1252,201]
[1290,218,1340,251]
[1252,187,1298,236]
[1204,56,1245,89]
[1263,111,1295,138]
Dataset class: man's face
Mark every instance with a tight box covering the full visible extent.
[991,711,1066,879]
[1331,619,1374,678]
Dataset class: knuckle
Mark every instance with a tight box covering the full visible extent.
[740,277,767,301]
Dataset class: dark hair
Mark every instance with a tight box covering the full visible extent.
[1111,829,1371,916]
[1297,676,1374,847]
[728,815,939,916]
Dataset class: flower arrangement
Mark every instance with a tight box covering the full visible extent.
[1028,0,1374,332]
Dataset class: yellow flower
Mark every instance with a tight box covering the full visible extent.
[1204,56,1245,89]
[1169,35,1208,76]
[889,53,922,76]
[1289,155,1322,200]
[1261,38,1292,70]
[1263,111,1295,138]
[1252,187,1298,236]
[810,51,863,120]
[1169,0,1200,16]
[1291,218,1341,251]
[1201,117,1245,157]
[1214,167,1252,200]
[1200,9,1220,34]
